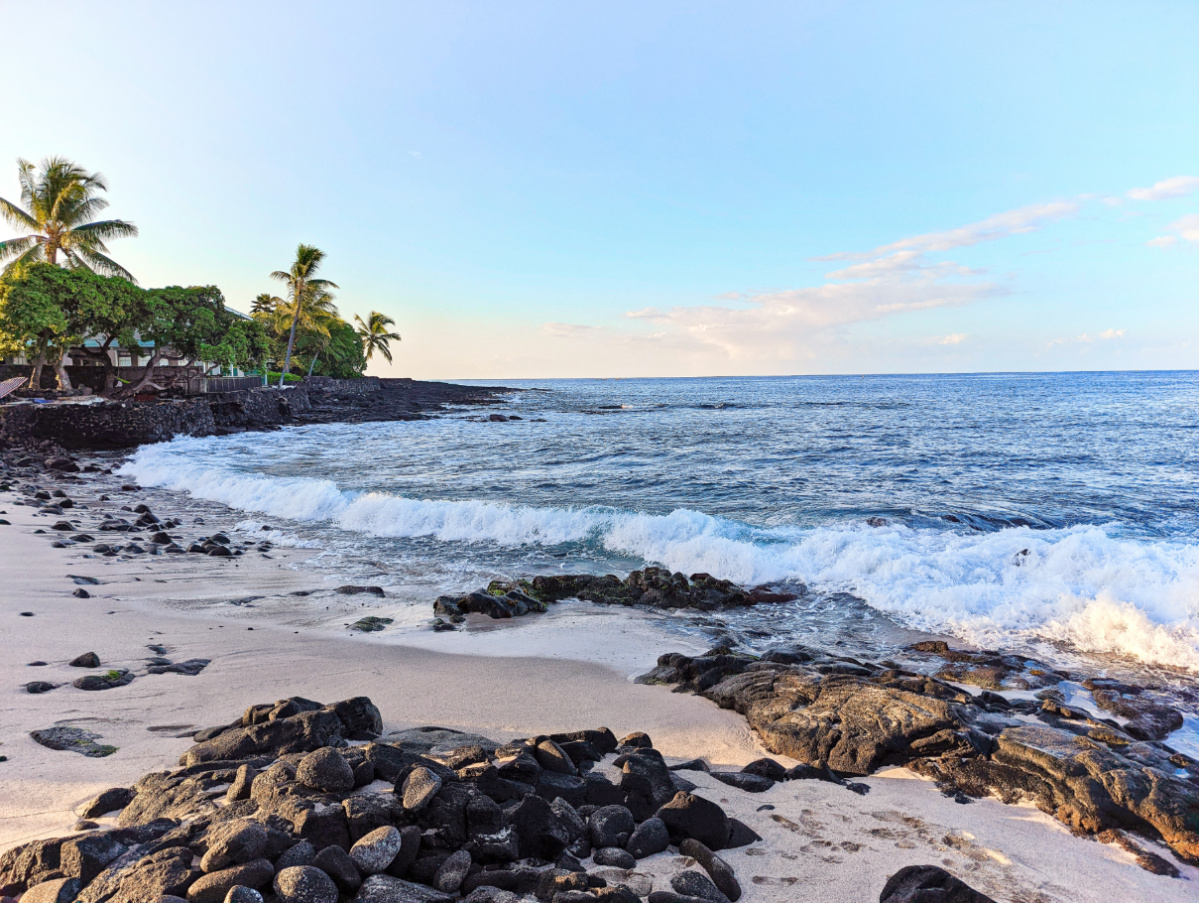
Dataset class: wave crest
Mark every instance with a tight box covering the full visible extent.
[120,442,1199,671]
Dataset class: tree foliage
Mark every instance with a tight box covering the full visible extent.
[0,264,268,392]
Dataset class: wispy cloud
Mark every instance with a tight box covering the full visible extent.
[818,202,1079,262]
[614,200,1079,361]
[1127,176,1199,201]
[1048,328,1126,348]
[1148,214,1199,247]
[542,322,606,339]
[536,177,1175,368]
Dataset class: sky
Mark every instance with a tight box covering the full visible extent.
[1,0,1197,379]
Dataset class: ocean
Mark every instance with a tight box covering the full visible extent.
[119,371,1199,678]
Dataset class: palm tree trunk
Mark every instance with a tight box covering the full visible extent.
[279,289,303,386]
[307,352,320,377]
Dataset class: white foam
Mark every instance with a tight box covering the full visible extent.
[120,441,1199,671]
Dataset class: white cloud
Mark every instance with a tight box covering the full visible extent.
[1171,214,1199,243]
[537,192,1123,367]
[625,274,1001,361]
[1127,176,1199,201]
[1147,214,1199,247]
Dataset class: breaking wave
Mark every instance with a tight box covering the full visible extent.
[121,441,1199,672]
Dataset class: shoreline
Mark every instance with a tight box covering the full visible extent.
[3,451,1199,901]
[0,377,520,450]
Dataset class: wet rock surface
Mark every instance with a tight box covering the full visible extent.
[641,644,1199,866]
[434,570,798,620]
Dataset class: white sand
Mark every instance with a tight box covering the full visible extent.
[2,487,1196,902]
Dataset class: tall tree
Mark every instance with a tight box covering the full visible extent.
[251,292,281,315]
[0,157,138,280]
[354,311,401,365]
[271,244,337,385]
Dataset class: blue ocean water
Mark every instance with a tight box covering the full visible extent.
[121,371,1199,674]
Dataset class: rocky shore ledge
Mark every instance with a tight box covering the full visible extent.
[639,646,1199,873]
[0,378,516,450]
[0,695,997,903]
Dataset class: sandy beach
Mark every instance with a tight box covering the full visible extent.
[3,467,1198,903]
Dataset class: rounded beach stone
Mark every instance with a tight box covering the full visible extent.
[433,849,472,894]
[589,804,636,849]
[274,841,316,870]
[655,792,730,850]
[312,844,361,894]
[670,871,729,903]
[678,839,741,901]
[224,887,264,903]
[627,817,669,858]
[273,865,339,903]
[401,766,442,811]
[593,847,636,869]
[201,820,269,872]
[187,859,274,903]
[21,877,82,903]
[69,651,100,668]
[296,747,355,793]
[534,739,578,775]
[349,825,402,874]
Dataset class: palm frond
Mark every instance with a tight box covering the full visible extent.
[68,219,139,242]
[0,234,39,264]
[56,195,111,226]
[74,246,137,283]
[0,238,44,277]
[0,197,39,231]
[15,159,38,211]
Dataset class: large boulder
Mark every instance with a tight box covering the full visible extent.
[654,793,730,851]
[878,865,995,903]
[183,698,381,766]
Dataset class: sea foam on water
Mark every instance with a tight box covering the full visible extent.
[121,437,1199,673]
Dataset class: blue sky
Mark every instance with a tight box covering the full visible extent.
[2,1,1197,377]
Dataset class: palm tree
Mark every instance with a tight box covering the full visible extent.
[0,157,138,280]
[271,244,338,385]
[251,292,281,315]
[304,307,343,377]
[355,311,402,365]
